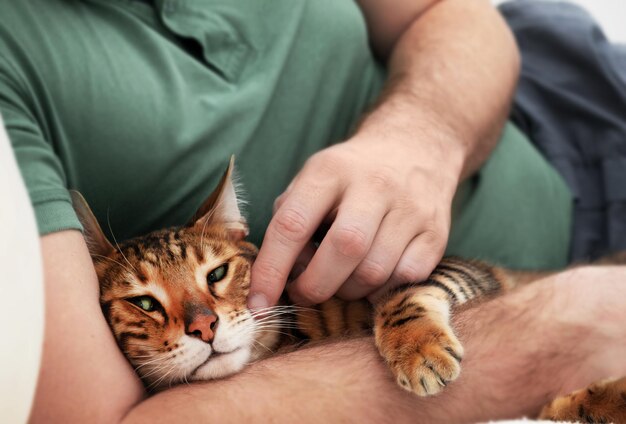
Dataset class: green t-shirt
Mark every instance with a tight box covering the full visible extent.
[0,0,572,269]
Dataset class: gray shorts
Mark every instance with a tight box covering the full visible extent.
[501,0,626,261]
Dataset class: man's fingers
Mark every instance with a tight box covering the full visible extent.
[335,211,416,300]
[290,242,316,281]
[368,230,446,303]
[288,193,387,305]
[249,181,339,310]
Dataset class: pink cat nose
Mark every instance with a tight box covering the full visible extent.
[186,313,219,343]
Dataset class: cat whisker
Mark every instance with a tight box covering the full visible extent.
[251,339,273,353]
[252,324,299,331]
[199,196,223,253]
[251,325,291,332]
[124,343,166,352]
[199,212,210,254]
[142,359,179,383]
[250,329,297,339]
[140,363,169,381]
[106,208,137,273]
[254,324,300,331]
[91,253,135,275]
[135,359,168,372]
[182,368,191,387]
[249,305,317,313]
[125,343,163,349]
[251,310,299,317]
[250,311,296,317]
[131,354,168,360]
[133,352,173,369]
[256,319,296,326]
[129,351,167,358]
[167,366,181,389]
[250,328,295,335]
[253,318,298,326]
[158,363,182,387]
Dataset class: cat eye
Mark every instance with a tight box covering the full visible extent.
[208,263,229,284]
[128,296,160,312]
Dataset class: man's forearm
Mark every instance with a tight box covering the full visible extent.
[124,267,626,423]
[359,0,520,179]
[32,232,145,423]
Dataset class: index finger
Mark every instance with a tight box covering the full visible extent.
[249,180,339,310]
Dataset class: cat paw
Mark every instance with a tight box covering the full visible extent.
[375,317,464,397]
[539,377,626,423]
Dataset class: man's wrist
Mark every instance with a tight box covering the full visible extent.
[354,91,467,183]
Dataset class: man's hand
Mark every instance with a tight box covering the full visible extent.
[253,121,461,307]
[249,0,520,309]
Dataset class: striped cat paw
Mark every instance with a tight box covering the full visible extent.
[375,316,464,397]
[539,377,626,423]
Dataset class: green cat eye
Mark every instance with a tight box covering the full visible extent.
[208,264,229,284]
[129,296,158,312]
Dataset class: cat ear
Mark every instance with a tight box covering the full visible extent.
[188,156,248,241]
[70,190,115,257]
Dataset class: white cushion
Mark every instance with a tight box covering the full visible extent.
[0,114,44,423]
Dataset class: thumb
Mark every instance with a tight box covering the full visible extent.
[248,260,283,312]
[248,242,317,311]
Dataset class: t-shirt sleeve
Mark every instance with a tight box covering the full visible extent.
[0,58,82,235]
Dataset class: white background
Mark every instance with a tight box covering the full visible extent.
[495,0,626,42]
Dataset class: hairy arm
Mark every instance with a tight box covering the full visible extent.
[251,0,521,307]
[124,267,626,423]
[31,233,626,422]
[356,0,520,179]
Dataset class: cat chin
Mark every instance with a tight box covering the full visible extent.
[190,347,251,381]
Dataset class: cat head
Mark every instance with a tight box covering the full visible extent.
[72,157,280,389]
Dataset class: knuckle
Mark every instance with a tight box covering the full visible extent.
[421,228,447,254]
[303,180,332,198]
[306,150,344,175]
[301,159,343,192]
[330,226,370,259]
[298,282,332,304]
[420,228,440,246]
[366,169,397,192]
[395,262,429,284]
[254,261,287,290]
[395,196,421,217]
[415,204,437,221]
[354,259,389,288]
[272,207,310,243]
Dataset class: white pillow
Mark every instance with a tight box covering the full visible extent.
[0,114,44,423]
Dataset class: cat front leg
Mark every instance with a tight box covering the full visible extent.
[374,284,463,396]
[373,258,507,396]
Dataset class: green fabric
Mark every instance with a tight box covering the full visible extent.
[448,123,572,269]
[1,0,572,269]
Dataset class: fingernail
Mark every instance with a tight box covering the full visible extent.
[248,293,269,311]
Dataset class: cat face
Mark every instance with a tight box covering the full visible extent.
[72,158,280,389]
[95,225,276,388]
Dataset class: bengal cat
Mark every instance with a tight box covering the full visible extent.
[71,158,625,423]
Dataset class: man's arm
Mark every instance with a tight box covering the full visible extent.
[30,231,145,423]
[32,231,626,422]
[124,267,626,423]
[356,0,520,179]
[250,0,521,308]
